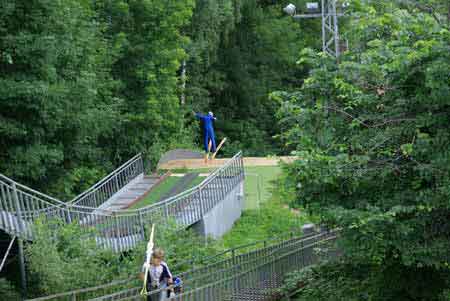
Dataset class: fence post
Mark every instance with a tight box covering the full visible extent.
[71,292,77,301]
[232,249,236,265]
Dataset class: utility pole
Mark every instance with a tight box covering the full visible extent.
[284,1,348,58]
[180,60,186,105]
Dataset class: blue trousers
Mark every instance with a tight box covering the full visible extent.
[204,128,216,153]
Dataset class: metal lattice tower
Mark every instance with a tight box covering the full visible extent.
[288,0,346,58]
[322,0,340,58]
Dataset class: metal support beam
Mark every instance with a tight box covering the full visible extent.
[18,238,27,300]
[0,236,16,272]
[293,13,343,19]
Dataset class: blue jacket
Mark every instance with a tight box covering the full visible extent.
[195,113,216,131]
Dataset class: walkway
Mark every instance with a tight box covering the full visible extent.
[98,174,161,211]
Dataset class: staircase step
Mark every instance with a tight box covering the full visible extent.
[128,187,149,193]
[137,178,158,185]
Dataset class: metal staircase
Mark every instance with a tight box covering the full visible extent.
[0,152,245,252]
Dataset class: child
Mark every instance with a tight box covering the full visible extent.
[140,248,173,301]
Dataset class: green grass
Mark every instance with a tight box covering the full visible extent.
[187,176,206,189]
[129,177,181,209]
[161,165,282,210]
[244,166,282,210]
[129,175,207,209]
[220,164,318,249]
[221,199,310,249]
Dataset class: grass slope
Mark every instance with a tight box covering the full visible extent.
[130,175,206,209]
[221,168,316,249]
[129,177,181,209]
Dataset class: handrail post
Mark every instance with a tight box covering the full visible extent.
[198,187,204,217]
[140,155,146,175]
[12,183,24,235]
[138,210,145,239]
[67,204,72,224]
[113,212,120,252]
[164,203,169,219]
[114,173,120,192]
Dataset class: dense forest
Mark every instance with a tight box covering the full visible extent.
[2,0,450,300]
[0,0,308,200]
[276,0,450,300]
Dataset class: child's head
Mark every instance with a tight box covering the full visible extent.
[151,248,165,266]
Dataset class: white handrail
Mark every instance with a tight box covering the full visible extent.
[70,153,143,204]
[0,152,245,252]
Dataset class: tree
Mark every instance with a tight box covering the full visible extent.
[95,0,196,165]
[276,4,450,299]
[185,0,316,156]
[0,0,118,198]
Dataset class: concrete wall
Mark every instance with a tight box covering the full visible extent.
[192,181,245,239]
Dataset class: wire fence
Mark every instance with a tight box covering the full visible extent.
[25,230,338,301]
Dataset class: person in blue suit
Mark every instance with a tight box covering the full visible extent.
[194,111,217,154]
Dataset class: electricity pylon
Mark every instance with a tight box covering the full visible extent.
[322,0,341,57]
[285,1,348,58]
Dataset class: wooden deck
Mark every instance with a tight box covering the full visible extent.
[158,156,298,170]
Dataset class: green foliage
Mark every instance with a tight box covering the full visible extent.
[98,0,196,162]
[0,0,118,198]
[0,278,20,301]
[222,176,313,248]
[276,3,450,300]
[25,217,224,297]
[0,0,199,198]
[26,218,132,296]
[186,0,313,156]
[279,264,374,301]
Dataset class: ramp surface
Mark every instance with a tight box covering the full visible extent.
[98,175,160,211]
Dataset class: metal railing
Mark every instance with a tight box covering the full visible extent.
[70,154,144,208]
[172,231,338,301]
[0,152,245,252]
[25,230,338,301]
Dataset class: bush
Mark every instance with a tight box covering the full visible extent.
[0,278,21,301]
